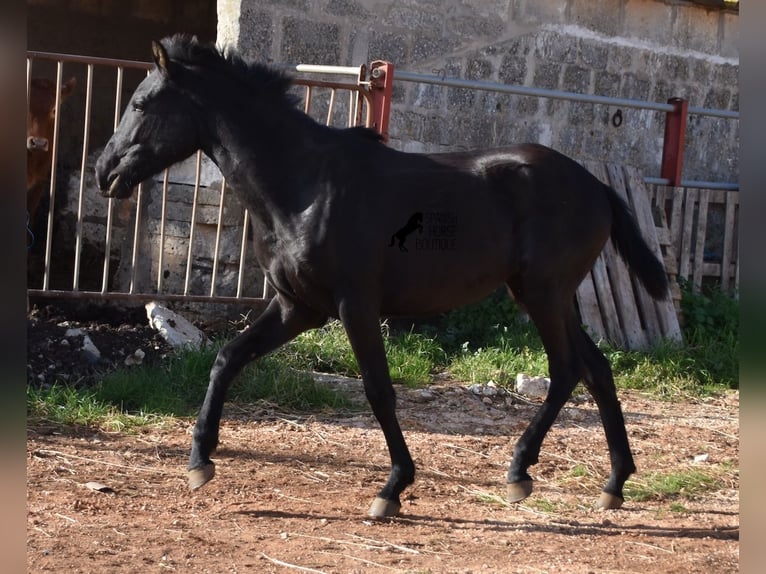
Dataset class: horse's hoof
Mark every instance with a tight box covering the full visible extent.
[368,497,401,518]
[596,491,624,510]
[507,480,534,503]
[188,463,215,491]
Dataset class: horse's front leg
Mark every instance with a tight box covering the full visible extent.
[188,296,325,490]
[337,298,415,518]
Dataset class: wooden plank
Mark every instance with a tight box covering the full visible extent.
[720,190,737,291]
[678,188,698,281]
[590,250,624,348]
[622,167,664,342]
[669,187,685,260]
[621,166,671,343]
[692,189,710,292]
[602,164,648,349]
[576,272,607,342]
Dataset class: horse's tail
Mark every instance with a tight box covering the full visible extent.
[606,185,669,300]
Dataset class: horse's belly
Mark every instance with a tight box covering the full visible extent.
[379,248,511,316]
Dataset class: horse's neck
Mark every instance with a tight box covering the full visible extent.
[204,108,326,228]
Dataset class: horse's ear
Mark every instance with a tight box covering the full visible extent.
[151,40,170,75]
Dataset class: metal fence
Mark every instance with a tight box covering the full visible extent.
[27,50,738,310]
[26,51,389,307]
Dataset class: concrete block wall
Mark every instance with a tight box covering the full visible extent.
[218,0,739,183]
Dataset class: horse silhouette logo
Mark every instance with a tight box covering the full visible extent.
[389,212,423,252]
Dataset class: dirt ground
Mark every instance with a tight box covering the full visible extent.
[27,304,739,573]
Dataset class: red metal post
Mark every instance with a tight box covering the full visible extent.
[660,97,689,187]
[369,60,394,142]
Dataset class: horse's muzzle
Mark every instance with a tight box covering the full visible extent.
[27,136,49,152]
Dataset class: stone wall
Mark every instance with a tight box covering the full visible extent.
[219,0,739,183]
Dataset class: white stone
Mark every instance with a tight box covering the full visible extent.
[145,302,209,348]
[515,373,550,397]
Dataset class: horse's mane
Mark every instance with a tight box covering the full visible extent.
[160,34,296,104]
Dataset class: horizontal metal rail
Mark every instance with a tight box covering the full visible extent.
[393,69,740,120]
[393,69,739,190]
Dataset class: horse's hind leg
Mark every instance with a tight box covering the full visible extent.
[188,296,324,490]
[504,289,584,503]
[337,297,415,518]
[576,327,635,509]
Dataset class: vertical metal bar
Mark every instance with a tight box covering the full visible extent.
[660,97,689,187]
[102,66,124,294]
[156,169,170,293]
[326,88,336,126]
[236,209,250,298]
[73,64,94,291]
[128,182,144,293]
[26,57,32,100]
[42,61,65,291]
[304,85,312,114]
[210,177,227,297]
[183,150,203,296]
[347,89,354,127]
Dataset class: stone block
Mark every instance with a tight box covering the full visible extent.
[446,13,504,41]
[236,5,274,62]
[280,18,340,64]
[595,70,621,97]
[621,73,651,101]
[412,35,461,63]
[499,52,528,85]
[580,40,608,70]
[562,64,591,93]
[673,4,720,54]
[532,62,561,90]
[466,58,494,81]
[384,5,443,30]
[623,0,673,46]
[368,31,409,66]
[569,0,622,36]
[326,0,369,18]
[515,0,566,25]
[720,11,739,59]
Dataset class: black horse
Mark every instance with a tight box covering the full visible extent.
[96,35,669,518]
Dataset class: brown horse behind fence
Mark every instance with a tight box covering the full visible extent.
[27,77,76,223]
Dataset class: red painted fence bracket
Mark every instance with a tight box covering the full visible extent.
[660,97,689,187]
[369,60,394,143]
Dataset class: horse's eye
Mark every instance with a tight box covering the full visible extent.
[132,101,145,113]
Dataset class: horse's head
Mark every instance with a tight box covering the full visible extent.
[27,77,76,175]
[96,40,201,198]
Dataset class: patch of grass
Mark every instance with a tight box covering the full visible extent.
[448,339,549,389]
[233,355,353,411]
[26,384,168,431]
[624,467,724,502]
[383,327,446,387]
[279,321,359,377]
[278,320,445,387]
[29,342,354,429]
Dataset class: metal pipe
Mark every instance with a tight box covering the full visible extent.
[210,177,227,297]
[73,63,94,291]
[394,69,741,120]
[101,66,124,294]
[643,177,739,191]
[157,169,170,293]
[183,151,203,296]
[42,61,65,291]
